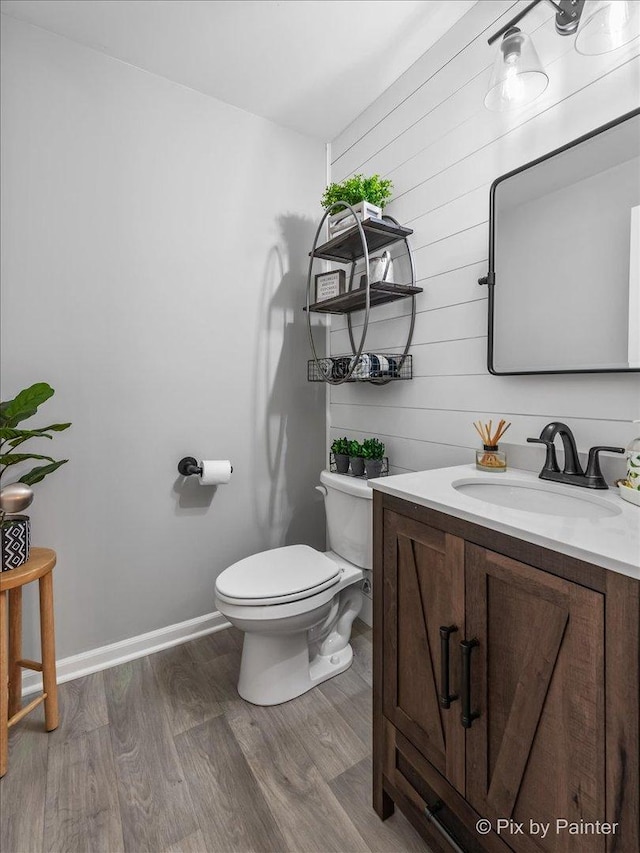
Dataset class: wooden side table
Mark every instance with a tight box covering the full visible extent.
[0,547,58,777]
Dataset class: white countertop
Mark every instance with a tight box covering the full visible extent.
[371,464,640,580]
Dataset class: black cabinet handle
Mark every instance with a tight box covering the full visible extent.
[439,625,458,709]
[424,801,467,853]
[460,639,480,728]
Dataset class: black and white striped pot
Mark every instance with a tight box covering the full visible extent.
[1,515,31,571]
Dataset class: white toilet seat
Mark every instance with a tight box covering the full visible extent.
[215,551,362,625]
[215,544,341,606]
[215,575,340,607]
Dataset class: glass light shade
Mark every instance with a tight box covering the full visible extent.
[575,0,640,55]
[484,29,549,112]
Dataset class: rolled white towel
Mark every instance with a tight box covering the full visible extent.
[350,353,371,379]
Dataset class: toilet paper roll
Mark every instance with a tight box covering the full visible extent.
[199,460,232,485]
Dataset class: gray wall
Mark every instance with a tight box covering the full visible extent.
[328,0,640,476]
[1,17,327,659]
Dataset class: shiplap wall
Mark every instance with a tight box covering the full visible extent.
[328,0,640,477]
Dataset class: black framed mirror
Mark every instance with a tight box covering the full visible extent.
[483,108,640,375]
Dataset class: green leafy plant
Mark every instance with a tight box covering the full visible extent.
[331,436,349,456]
[347,439,364,458]
[321,174,393,211]
[0,383,71,486]
[362,437,385,460]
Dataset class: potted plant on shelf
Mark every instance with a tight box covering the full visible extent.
[362,437,385,479]
[331,436,350,474]
[347,439,365,477]
[322,174,393,237]
[0,383,71,571]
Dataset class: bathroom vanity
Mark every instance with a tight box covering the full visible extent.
[371,466,639,853]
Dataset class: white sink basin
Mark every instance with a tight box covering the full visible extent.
[452,478,622,519]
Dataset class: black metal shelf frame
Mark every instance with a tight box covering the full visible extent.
[305,203,418,385]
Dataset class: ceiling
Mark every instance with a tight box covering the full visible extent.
[0,0,475,139]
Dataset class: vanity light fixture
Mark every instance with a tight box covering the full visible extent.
[485,26,549,111]
[484,0,639,111]
[575,0,640,55]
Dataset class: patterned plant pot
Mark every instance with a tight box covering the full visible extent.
[350,456,365,477]
[1,514,31,571]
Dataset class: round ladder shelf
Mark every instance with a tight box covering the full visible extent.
[305,205,419,386]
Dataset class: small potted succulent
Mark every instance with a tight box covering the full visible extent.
[347,439,365,477]
[362,437,386,479]
[322,174,393,236]
[331,436,350,474]
[0,383,71,570]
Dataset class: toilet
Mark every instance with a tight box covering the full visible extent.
[214,470,372,705]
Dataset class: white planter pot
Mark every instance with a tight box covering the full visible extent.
[328,201,382,236]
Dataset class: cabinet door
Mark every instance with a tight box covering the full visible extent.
[465,544,605,853]
[382,510,465,792]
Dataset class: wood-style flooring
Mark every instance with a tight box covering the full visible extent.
[1,621,430,853]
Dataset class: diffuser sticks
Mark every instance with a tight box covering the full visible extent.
[473,419,511,447]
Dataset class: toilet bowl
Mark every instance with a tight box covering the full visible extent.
[214,471,372,706]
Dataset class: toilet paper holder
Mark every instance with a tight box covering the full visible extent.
[177,457,234,476]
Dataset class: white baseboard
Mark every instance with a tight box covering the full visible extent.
[22,611,231,696]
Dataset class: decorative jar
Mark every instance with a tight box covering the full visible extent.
[476,445,507,472]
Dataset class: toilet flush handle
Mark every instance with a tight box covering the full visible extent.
[315,485,328,496]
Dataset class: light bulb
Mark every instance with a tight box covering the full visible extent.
[503,64,525,105]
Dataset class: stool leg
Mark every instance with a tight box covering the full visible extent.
[8,586,22,717]
[1,589,8,777]
[38,572,58,732]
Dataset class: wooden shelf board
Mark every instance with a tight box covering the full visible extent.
[305,281,423,315]
[310,218,413,262]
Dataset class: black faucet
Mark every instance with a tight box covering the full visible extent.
[527,422,624,490]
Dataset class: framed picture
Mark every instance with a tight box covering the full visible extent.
[315,269,346,302]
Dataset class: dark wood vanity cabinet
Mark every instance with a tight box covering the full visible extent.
[382,511,466,792]
[374,492,639,853]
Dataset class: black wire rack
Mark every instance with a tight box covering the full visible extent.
[329,453,390,478]
[308,353,412,383]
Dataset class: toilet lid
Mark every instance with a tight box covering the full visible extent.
[215,544,341,605]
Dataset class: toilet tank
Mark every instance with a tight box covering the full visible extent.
[319,470,373,569]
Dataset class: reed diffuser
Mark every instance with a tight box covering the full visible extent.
[474,419,510,472]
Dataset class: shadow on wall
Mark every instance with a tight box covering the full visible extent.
[171,473,217,511]
[250,214,326,552]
